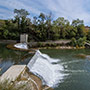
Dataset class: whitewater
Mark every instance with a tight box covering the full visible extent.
[27,50,66,87]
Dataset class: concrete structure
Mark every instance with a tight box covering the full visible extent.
[20,34,28,43]
[0,65,52,90]
[0,65,26,82]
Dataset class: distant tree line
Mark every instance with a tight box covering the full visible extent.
[0,9,90,47]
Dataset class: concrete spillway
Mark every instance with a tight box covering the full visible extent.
[0,65,26,82]
[27,50,65,88]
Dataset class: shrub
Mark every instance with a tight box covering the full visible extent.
[53,33,60,40]
[71,37,77,46]
[45,43,51,47]
[52,43,57,47]
[71,37,86,47]
[37,42,43,47]
[77,37,86,47]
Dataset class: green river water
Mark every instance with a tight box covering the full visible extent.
[0,44,32,74]
[41,49,90,90]
[0,44,90,90]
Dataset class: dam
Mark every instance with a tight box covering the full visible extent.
[0,49,65,89]
[0,65,26,82]
[27,50,65,88]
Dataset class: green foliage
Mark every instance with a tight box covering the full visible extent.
[14,9,30,34]
[87,30,90,40]
[77,37,85,47]
[53,33,60,40]
[37,42,43,47]
[0,9,88,48]
[72,19,84,27]
[71,37,86,47]
[71,37,77,46]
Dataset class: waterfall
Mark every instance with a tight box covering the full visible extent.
[27,50,65,87]
[14,43,28,49]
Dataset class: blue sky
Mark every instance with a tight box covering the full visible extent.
[0,0,90,26]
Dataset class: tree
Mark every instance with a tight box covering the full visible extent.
[1,20,19,40]
[36,13,47,41]
[87,30,90,40]
[66,26,77,39]
[14,9,29,34]
[45,12,53,40]
[53,17,70,39]
[71,19,86,39]
[71,37,77,46]
[38,13,46,24]
[77,37,86,47]
[76,25,86,39]
[72,19,84,27]
[33,16,37,25]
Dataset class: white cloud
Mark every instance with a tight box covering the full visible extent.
[0,0,90,25]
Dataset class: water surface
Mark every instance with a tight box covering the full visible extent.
[0,44,32,74]
[41,49,90,90]
[1,44,90,90]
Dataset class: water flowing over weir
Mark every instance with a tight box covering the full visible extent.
[14,43,28,49]
[27,50,66,88]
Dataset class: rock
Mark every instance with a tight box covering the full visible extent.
[76,54,90,59]
[76,54,86,59]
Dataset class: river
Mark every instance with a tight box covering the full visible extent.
[0,44,32,74]
[41,49,90,90]
[0,44,90,90]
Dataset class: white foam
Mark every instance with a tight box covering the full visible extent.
[14,43,28,49]
[27,50,65,87]
[61,60,83,65]
[64,70,86,73]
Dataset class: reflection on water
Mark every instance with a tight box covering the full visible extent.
[0,44,33,74]
[40,49,90,90]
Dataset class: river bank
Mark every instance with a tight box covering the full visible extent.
[0,39,87,50]
[0,40,17,44]
[0,41,89,90]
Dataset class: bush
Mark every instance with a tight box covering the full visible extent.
[51,43,57,47]
[77,37,86,47]
[45,43,51,47]
[37,42,43,47]
[53,33,60,40]
[71,37,77,46]
[71,37,86,47]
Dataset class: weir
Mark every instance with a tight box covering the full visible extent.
[0,65,26,82]
[5,43,66,88]
[14,43,28,49]
[27,50,65,87]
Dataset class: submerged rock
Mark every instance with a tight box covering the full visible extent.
[76,54,90,59]
[76,54,86,59]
